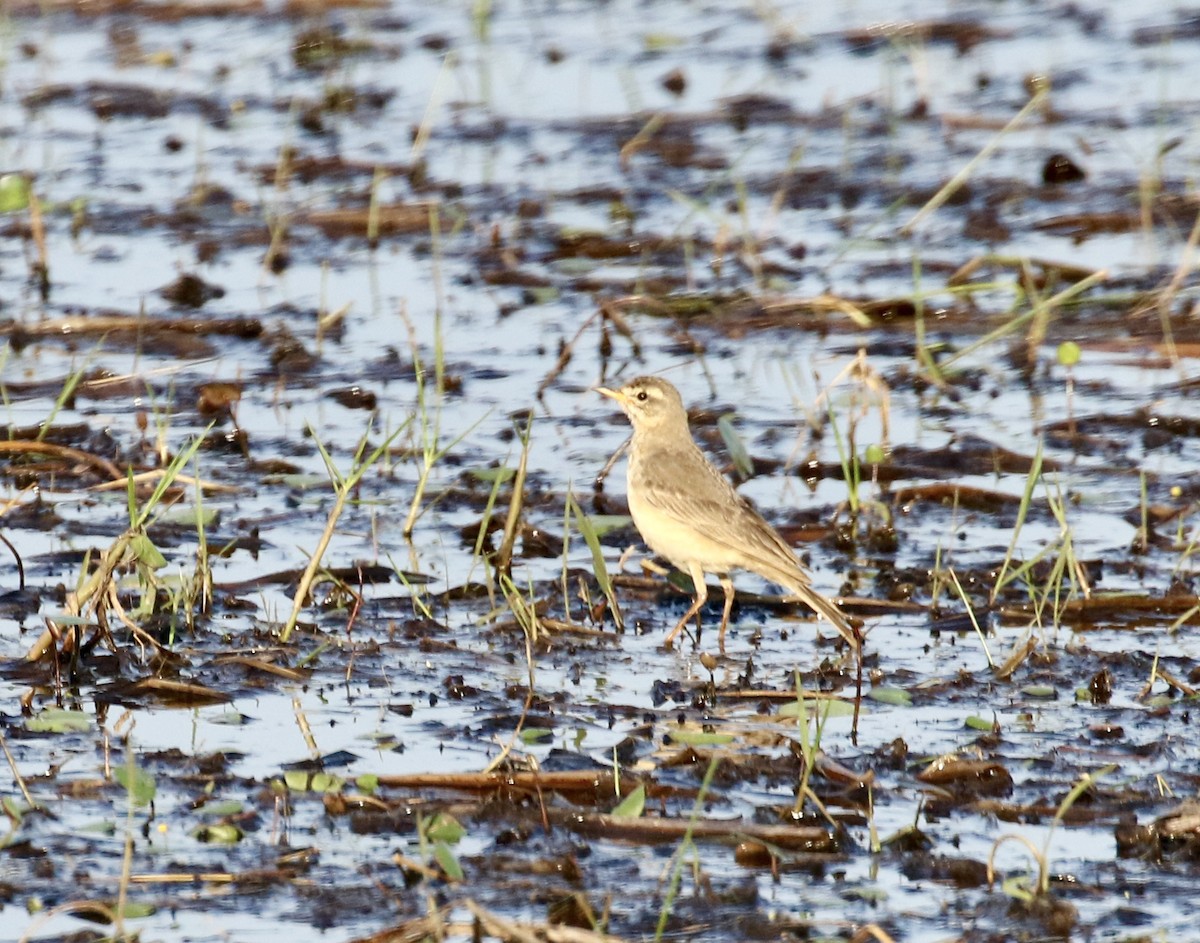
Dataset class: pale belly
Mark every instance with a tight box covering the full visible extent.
[627,484,745,574]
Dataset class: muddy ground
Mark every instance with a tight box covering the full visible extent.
[1,2,1199,942]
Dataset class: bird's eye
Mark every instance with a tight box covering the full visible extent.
[635,390,649,402]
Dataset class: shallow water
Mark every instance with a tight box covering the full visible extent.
[2,1,1199,941]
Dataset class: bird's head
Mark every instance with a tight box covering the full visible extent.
[595,376,687,435]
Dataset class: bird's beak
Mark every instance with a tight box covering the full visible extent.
[594,386,627,405]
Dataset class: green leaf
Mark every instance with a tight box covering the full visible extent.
[611,784,645,819]
[0,174,31,213]
[311,772,344,793]
[519,727,553,745]
[41,613,99,627]
[778,697,858,718]
[579,514,632,537]
[842,886,888,903]
[469,466,516,484]
[129,533,167,570]
[718,413,755,478]
[115,901,157,919]
[1000,874,1035,903]
[154,505,221,528]
[270,473,330,491]
[433,841,463,881]
[356,774,380,794]
[26,708,92,733]
[426,812,465,844]
[127,468,137,525]
[668,729,734,746]
[964,715,994,731]
[643,32,684,51]
[1056,341,1081,367]
[1,798,27,823]
[864,443,886,465]
[198,800,244,817]
[867,686,913,707]
[191,823,243,844]
[114,762,157,807]
[525,286,560,305]
[283,770,344,793]
[552,257,601,276]
[1020,685,1057,699]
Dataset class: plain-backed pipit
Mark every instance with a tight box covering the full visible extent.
[596,375,859,653]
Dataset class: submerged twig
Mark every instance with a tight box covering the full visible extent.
[0,531,25,591]
[0,439,122,481]
[593,435,630,492]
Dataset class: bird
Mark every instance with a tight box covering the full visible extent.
[595,375,859,653]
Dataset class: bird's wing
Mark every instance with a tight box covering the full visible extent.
[637,443,811,576]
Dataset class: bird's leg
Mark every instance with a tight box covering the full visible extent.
[664,564,708,647]
[717,575,735,653]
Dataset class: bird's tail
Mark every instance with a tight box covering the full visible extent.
[785,581,860,650]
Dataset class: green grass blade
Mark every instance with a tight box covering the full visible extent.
[990,439,1043,603]
[568,491,624,631]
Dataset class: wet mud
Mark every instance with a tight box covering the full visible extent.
[1,2,1199,942]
